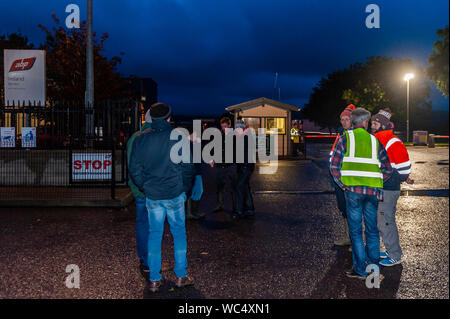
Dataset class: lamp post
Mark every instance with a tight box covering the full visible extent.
[404,73,414,143]
[86,0,94,148]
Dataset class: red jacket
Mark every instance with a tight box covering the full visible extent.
[374,129,411,190]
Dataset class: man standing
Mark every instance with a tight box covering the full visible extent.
[371,109,413,267]
[330,104,354,247]
[127,110,173,280]
[290,121,300,156]
[233,119,256,220]
[129,102,194,293]
[211,116,237,214]
[183,133,205,220]
[126,110,152,279]
[330,107,392,279]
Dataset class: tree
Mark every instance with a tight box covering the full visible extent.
[38,14,130,103]
[303,56,432,133]
[0,32,34,103]
[426,26,449,97]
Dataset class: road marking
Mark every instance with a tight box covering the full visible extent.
[253,189,449,197]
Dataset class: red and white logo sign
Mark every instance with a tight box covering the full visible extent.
[72,153,112,180]
[9,57,37,72]
[4,50,46,105]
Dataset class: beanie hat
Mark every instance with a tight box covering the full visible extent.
[144,109,152,123]
[149,102,171,120]
[371,109,392,128]
[340,104,355,119]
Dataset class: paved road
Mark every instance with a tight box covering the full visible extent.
[0,145,448,298]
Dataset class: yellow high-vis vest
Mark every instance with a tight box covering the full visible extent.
[341,128,383,188]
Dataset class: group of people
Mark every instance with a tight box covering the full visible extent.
[126,100,412,291]
[210,116,256,220]
[330,104,413,279]
[127,103,256,292]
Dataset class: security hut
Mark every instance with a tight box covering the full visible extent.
[225,97,300,157]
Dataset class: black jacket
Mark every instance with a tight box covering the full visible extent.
[129,119,195,200]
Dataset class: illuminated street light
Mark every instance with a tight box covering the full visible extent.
[404,73,414,142]
[404,73,414,81]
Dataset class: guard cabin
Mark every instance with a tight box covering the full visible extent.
[225,97,300,157]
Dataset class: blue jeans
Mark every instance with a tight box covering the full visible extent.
[135,197,149,268]
[146,192,188,282]
[345,191,380,276]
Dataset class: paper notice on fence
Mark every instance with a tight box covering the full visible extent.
[1,127,16,148]
[21,127,36,148]
[72,152,113,180]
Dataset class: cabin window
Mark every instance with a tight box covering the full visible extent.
[265,117,286,135]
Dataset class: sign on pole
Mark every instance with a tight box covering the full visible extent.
[21,127,37,148]
[3,49,46,105]
[1,127,16,148]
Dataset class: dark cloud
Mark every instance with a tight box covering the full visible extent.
[1,0,448,114]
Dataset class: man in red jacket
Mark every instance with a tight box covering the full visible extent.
[371,109,414,267]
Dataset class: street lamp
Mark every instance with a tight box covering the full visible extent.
[404,73,414,143]
[86,0,94,148]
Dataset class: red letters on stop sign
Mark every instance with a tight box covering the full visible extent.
[72,153,113,180]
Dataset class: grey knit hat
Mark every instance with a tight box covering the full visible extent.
[149,102,171,120]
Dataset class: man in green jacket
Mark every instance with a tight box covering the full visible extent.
[127,111,153,279]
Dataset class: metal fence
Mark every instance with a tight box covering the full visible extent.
[0,100,143,202]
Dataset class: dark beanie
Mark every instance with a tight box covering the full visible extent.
[371,108,392,128]
[149,102,171,119]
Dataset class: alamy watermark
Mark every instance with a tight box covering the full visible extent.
[365,4,380,29]
[65,264,80,289]
[169,121,279,174]
[365,264,381,288]
[65,4,80,29]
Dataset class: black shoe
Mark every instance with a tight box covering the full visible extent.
[344,269,367,280]
[147,280,162,293]
[186,211,201,220]
[244,210,255,217]
[139,263,150,281]
[213,205,223,213]
[232,212,244,220]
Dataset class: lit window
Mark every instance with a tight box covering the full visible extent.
[242,117,261,132]
[265,118,285,135]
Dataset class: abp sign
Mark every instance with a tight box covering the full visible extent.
[3,49,46,105]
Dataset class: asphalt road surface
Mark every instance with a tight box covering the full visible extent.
[0,144,448,299]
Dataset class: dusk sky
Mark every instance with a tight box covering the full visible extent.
[1,0,449,115]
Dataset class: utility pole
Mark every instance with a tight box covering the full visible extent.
[273,72,278,100]
[406,78,410,143]
[86,0,94,148]
[404,73,414,143]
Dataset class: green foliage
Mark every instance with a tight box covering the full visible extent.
[38,14,130,102]
[426,26,449,97]
[302,56,432,131]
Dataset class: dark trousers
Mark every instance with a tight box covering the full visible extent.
[236,164,255,213]
[334,185,347,218]
[216,165,237,211]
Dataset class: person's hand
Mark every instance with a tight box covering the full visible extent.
[191,175,203,201]
[209,160,214,168]
[406,177,415,185]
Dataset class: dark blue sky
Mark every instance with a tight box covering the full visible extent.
[1,0,449,115]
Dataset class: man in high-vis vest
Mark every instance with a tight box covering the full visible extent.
[371,109,414,267]
[330,108,392,279]
[330,104,355,247]
[291,122,300,155]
